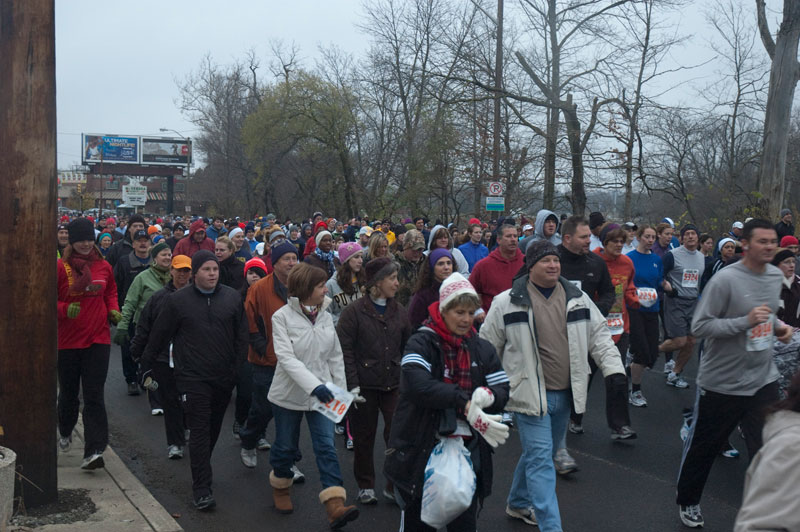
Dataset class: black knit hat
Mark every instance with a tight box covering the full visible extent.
[364,257,397,288]
[525,240,560,271]
[128,213,145,227]
[191,250,218,274]
[67,218,95,244]
[589,212,605,230]
[772,248,795,266]
[680,224,699,238]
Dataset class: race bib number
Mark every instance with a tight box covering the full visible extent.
[570,280,582,290]
[310,382,354,423]
[682,269,699,288]
[607,312,624,335]
[746,316,774,352]
[637,288,658,308]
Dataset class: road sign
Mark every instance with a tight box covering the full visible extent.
[486,196,505,211]
[122,184,147,206]
[487,181,505,196]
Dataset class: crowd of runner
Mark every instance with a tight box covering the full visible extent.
[55,208,800,531]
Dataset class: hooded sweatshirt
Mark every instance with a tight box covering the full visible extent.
[424,224,470,277]
[520,209,562,252]
[173,219,215,258]
[470,247,525,312]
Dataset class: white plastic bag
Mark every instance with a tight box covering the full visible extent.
[420,437,476,529]
[310,381,354,423]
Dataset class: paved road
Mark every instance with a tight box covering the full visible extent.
[105,345,747,532]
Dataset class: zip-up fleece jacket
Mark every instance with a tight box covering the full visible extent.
[479,275,625,416]
[173,219,215,258]
[130,280,178,365]
[57,255,119,349]
[469,247,524,312]
[384,327,509,503]
[118,265,170,332]
[142,283,248,383]
[244,273,287,367]
[268,296,347,411]
[557,244,615,316]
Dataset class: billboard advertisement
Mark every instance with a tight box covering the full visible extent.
[82,134,139,165]
[141,137,192,166]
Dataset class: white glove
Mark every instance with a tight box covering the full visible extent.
[466,402,509,448]
[471,387,494,409]
[349,387,367,409]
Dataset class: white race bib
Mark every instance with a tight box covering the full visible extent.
[682,269,699,288]
[746,316,774,352]
[607,312,624,335]
[310,381,354,423]
[637,288,658,308]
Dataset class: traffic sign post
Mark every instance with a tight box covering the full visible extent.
[487,181,506,196]
[486,196,505,211]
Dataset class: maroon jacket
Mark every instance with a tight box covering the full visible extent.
[173,219,214,257]
[470,247,524,312]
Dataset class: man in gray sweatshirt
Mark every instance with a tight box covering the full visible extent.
[675,219,791,529]
[659,224,705,388]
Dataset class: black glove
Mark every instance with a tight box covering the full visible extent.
[311,384,334,403]
[249,332,268,358]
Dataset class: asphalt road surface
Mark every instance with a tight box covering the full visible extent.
[105,345,748,532]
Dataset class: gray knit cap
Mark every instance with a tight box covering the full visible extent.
[525,240,560,271]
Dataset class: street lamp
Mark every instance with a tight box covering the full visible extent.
[158,128,192,215]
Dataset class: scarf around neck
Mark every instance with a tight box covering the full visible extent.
[424,301,473,394]
[67,247,102,292]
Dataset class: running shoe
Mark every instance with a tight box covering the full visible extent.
[357,488,377,505]
[232,420,241,440]
[240,448,257,468]
[127,382,140,396]
[382,487,396,503]
[58,435,72,453]
[666,372,689,388]
[679,504,704,528]
[334,423,345,435]
[257,437,271,451]
[193,494,216,511]
[568,420,584,434]
[720,441,740,458]
[553,448,578,475]
[346,438,354,451]
[629,390,648,407]
[151,408,164,416]
[291,464,305,484]
[664,359,676,374]
[81,453,104,470]
[168,445,184,459]
[611,425,638,440]
[506,505,537,526]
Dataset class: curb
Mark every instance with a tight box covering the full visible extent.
[75,419,182,532]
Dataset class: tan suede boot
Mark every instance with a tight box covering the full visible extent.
[269,470,293,514]
[319,486,359,529]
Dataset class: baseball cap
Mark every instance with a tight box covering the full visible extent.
[358,226,374,237]
[171,255,192,270]
[133,229,149,241]
[522,224,533,231]
[732,221,744,229]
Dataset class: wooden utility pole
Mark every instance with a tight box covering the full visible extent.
[0,0,59,507]
[492,0,504,190]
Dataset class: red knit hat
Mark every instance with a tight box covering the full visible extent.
[314,221,328,234]
[780,235,799,247]
[469,217,481,226]
[244,257,268,278]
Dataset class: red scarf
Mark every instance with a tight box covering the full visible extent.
[424,301,474,394]
[66,247,102,293]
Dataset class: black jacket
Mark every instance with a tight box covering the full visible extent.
[130,280,178,364]
[142,283,248,384]
[113,251,151,308]
[219,256,245,291]
[384,328,510,504]
[106,231,134,267]
[775,221,795,241]
[556,244,615,316]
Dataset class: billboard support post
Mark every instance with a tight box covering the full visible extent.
[166,174,174,214]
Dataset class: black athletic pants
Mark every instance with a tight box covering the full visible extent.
[570,334,631,430]
[152,361,185,447]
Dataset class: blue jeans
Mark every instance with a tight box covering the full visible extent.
[240,365,274,450]
[270,404,343,489]
[507,390,570,532]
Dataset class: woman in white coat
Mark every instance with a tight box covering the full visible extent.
[267,262,359,530]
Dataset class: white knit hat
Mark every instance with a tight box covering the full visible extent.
[439,272,478,310]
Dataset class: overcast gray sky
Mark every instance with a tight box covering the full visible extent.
[56,0,763,170]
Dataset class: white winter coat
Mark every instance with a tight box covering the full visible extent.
[268,296,347,411]
[479,275,625,416]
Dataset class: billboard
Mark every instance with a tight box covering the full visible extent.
[82,134,139,165]
[141,137,192,166]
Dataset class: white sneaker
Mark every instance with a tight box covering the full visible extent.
[240,448,257,468]
[506,505,537,525]
[666,372,689,389]
[291,464,305,483]
[679,504,704,528]
[257,437,271,451]
[664,359,676,374]
[58,435,72,453]
[151,408,164,416]
[80,453,104,470]
[357,488,377,505]
[553,448,578,475]
[168,445,184,459]
[629,390,648,407]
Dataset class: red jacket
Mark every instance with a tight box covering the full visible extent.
[57,254,119,349]
[470,247,525,312]
[173,219,215,257]
[594,248,639,342]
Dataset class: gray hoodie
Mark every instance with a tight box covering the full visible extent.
[520,209,562,252]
